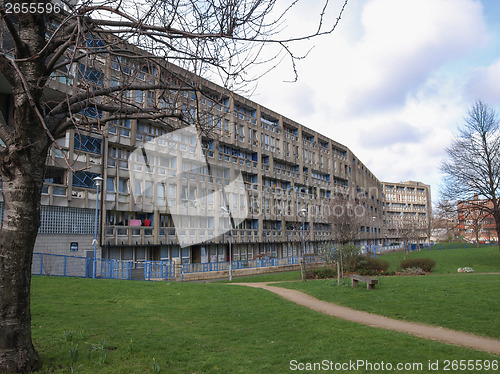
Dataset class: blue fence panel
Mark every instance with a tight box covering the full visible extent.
[144,261,175,280]
[32,253,134,280]
[32,253,88,277]
[101,259,133,280]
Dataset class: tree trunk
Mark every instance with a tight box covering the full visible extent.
[339,243,344,284]
[0,154,47,372]
[0,85,48,371]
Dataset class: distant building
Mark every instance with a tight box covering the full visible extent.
[382,181,432,245]
[458,195,497,243]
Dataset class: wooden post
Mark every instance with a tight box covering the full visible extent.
[337,261,340,286]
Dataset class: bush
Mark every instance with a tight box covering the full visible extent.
[400,258,436,272]
[341,254,390,276]
[338,245,363,272]
[305,267,337,279]
[353,256,390,275]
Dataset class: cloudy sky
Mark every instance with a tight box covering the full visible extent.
[246,0,500,206]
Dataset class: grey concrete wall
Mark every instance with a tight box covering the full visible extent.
[34,234,95,257]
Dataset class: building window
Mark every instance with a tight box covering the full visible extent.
[118,178,129,194]
[72,171,100,188]
[157,184,166,199]
[168,185,176,199]
[135,90,143,103]
[38,206,95,234]
[44,167,65,185]
[74,134,102,154]
[106,177,116,192]
[145,181,154,197]
[134,181,142,195]
[77,64,104,86]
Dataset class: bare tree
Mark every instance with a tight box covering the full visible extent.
[433,199,459,242]
[328,193,364,282]
[0,0,349,371]
[398,214,426,256]
[441,100,500,253]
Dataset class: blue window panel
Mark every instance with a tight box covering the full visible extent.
[82,106,103,119]
[78,64,104,86]
[74,134,102,154]
[86,34,106,50]
[72,172,100,188]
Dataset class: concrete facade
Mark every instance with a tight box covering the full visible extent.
[0,25,432,266]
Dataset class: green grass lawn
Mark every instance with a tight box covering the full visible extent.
[379,244,500,274]
[31,276,498,373]
[278,274,500,339]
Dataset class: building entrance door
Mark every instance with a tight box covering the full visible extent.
[192,246,201,263]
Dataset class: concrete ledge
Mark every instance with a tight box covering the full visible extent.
[175,262,326,281]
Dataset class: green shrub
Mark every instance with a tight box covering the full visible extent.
[400,258,436,272]
[305,267,337,279]
[338,245,362,270]
[352,256,389,275]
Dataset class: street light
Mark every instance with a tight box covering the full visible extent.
[92,176,103,279]
[372,216,376,259]
[220,206,232,281]
[298,208,307,281]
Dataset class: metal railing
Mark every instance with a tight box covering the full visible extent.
[32,253,133,280]
[144,260,175,281]
[32,253,323,279]
[181,255,322,274]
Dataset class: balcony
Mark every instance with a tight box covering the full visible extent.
[105,225,156,246]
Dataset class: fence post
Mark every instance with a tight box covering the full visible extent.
[39,254,44,275]
[174,258,183,282]
[63,256,67,276]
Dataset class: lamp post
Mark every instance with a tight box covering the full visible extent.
[298,208,307,281]
[92,176,103,279]
[221,206,232,281]
[372,216,376,258]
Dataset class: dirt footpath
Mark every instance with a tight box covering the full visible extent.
[232,282,500,355]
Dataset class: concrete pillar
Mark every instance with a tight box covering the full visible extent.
[174,257,183,282]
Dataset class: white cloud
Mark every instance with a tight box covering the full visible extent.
[466,58,500,104]
[332,0,487,113]
[250,0,493,205]
[359,121,423,149]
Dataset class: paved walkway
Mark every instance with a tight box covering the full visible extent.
[232,282,500,355]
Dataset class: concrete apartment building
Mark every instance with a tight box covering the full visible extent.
[0,25,431,266]
[382,181,432,246]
